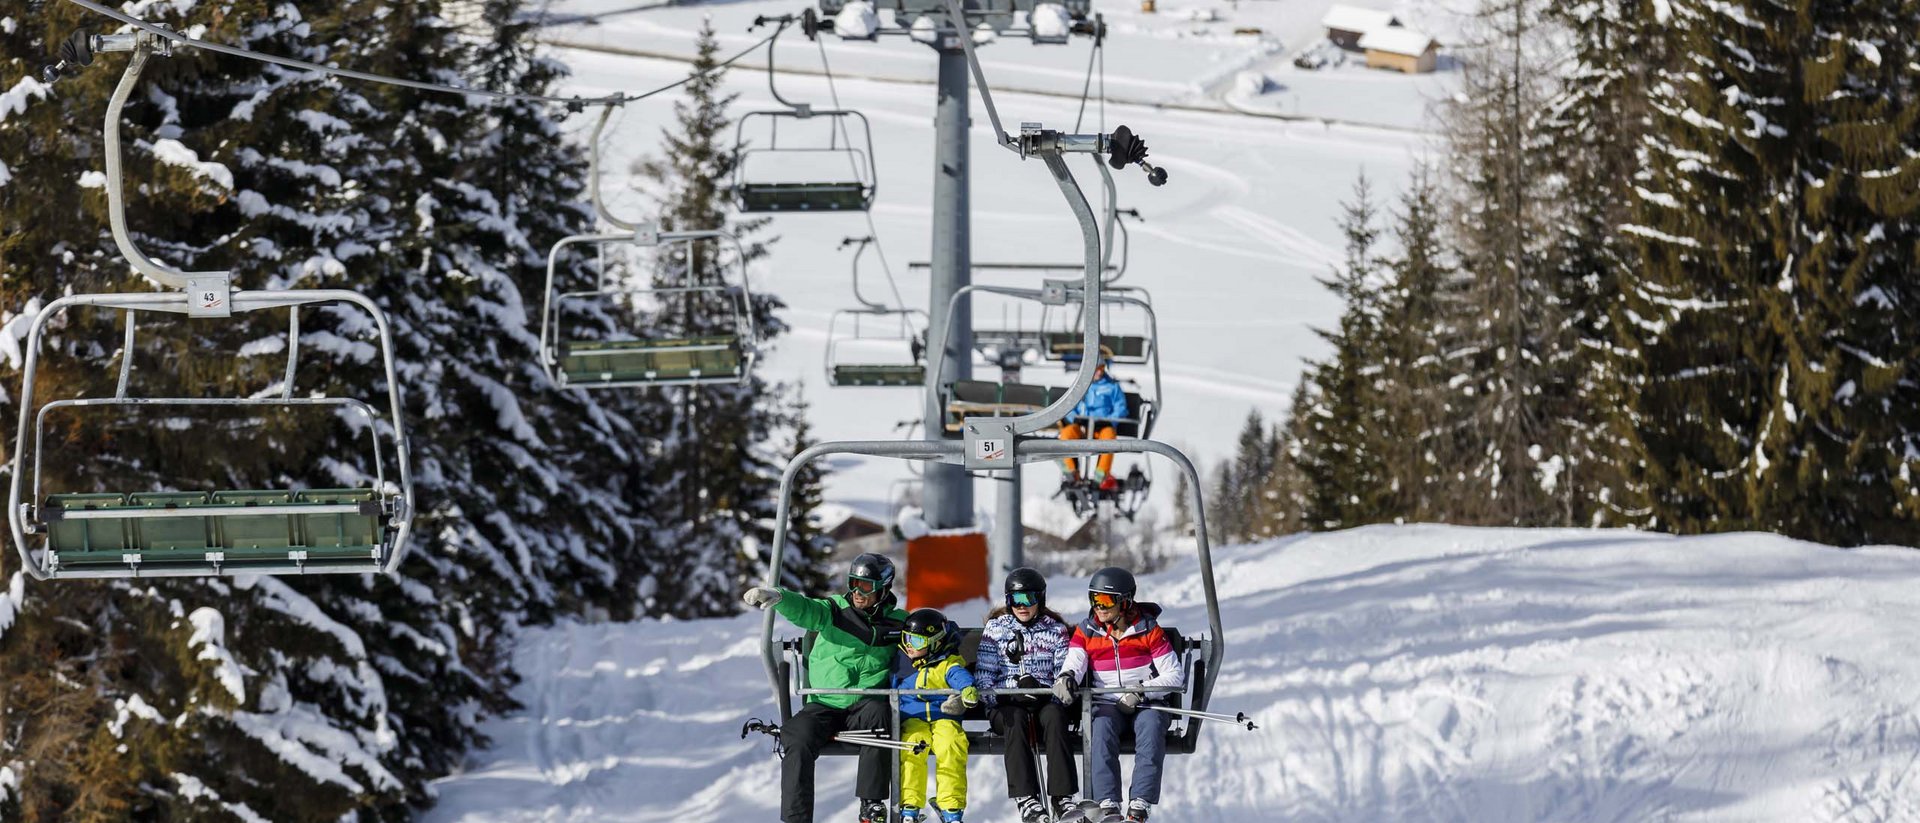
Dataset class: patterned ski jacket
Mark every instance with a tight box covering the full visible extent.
[892,628,977,722]
[974,611,1073,707]
[1058,601,1185,704]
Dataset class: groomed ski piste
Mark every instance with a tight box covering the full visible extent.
[425,526,1920,822]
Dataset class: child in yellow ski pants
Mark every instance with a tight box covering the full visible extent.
[901,716,969,813]
[895,608,978,822]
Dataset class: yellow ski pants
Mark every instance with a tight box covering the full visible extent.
[900,717,969,811]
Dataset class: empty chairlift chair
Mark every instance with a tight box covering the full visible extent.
[10,293,416,580]
[541,227,758,390]
[733,109,878,213]
[826,308,929,387]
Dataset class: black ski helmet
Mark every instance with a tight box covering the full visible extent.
[1004,567,1048,612]
[900,607,953,655]
[848,553,896,597]
[1088,566,1137,608]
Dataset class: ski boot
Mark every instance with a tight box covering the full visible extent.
[858,799,889,823]
[938,810,964,823]
[1094,800,1127,823]
[1053,799,1100,823]
[1125,799,1152,822]
[1052,797,1083,822]
[898,806,923,823]
[1016,796,1049,823]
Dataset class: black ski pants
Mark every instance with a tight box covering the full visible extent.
[782,697,894,823]
[990,700,1080,800]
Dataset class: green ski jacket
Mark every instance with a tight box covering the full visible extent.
[774,589,908,709]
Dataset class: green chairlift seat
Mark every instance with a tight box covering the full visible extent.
[559,335,743,386]
[831,363,926,387]
[738,182,872,213]
[44,488,387,573]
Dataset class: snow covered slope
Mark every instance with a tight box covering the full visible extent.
[424,526,1920,822]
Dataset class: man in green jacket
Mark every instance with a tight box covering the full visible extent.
[745,552,909,823]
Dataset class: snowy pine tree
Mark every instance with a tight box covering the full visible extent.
[1442,0,1577,526]
[1610,0,1920,544]
[1296,176,1392,530]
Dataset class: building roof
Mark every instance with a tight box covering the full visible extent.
[1320,5,1398,32]
[1359,26,1439,56]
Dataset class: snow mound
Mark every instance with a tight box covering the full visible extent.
[1235,71,1273,96]
[908,14,938,45]
[426,526,1920,822]
[833,1,878,40]
[1028,3,1072,40]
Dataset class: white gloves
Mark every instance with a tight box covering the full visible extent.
[1052,675,1076,703]
[1117,691,1143,710]
[743,586,783,610]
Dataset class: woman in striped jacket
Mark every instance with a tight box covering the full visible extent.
[1053,567,1183,823]
[974,568,1080,823]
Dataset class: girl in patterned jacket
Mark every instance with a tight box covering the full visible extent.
[1053,567,1184,823]
[974,568,1080,823]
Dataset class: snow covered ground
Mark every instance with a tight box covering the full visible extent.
[425,526,1920,822]
[547,0,1450,522]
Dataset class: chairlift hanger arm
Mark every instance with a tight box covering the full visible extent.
[747,15,811,113]
[101,36,225,294]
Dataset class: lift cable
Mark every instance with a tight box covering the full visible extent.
[50,0,783,109]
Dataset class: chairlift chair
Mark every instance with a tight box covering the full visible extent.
[9,294,416,580]
[540,226,758,390]
[931,283,1163,441]
[732,19,879,213]
[7,32,415,580]
[824,236,927,387]
[734,109,879,213]
[826,308,928,387]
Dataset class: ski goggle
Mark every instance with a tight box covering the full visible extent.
[848,575,886,596]
[1008,591,1041,608]
[901,631,940,651]
[1089,592,1123,610]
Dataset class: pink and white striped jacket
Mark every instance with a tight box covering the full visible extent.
[1058,602,1185,704]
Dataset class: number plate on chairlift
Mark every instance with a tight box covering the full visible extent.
[964,419,1016,470]
[186,275,233,318]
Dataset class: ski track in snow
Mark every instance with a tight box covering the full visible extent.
[427,527,1920,822]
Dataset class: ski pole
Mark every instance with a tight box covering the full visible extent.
[1150,705,1257,730]
[835,732,929,754]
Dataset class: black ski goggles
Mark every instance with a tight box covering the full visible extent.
[848,575,887,596]
[1007,591,1042,608]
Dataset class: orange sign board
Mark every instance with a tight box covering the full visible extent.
[905,532,988,612]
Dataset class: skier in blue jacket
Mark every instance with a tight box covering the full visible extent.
[1060,359,1129,491]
